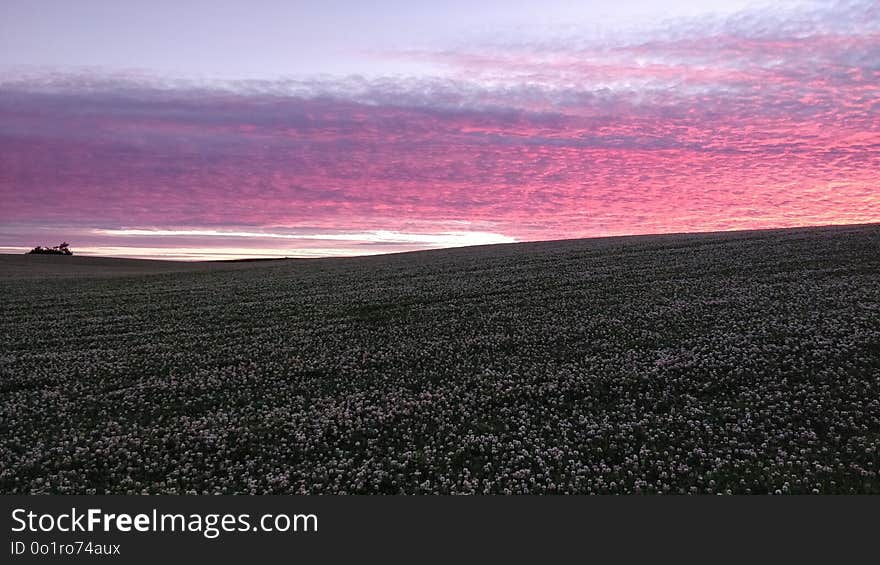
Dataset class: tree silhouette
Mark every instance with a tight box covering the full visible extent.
[27,242,74,256]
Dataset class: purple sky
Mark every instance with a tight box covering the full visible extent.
[2,0,878,259]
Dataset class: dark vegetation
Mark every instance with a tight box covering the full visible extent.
[26,242,73,255]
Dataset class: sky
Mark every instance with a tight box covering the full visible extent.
[1,0,878,260]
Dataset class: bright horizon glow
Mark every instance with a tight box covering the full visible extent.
[2,1,879,260]
[93,228,515,246]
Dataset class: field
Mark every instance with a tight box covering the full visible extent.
[1,225,879,494]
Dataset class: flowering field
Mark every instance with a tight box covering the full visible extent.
[1,225,879,494]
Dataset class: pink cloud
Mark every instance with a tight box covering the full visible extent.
[1,2,878,259]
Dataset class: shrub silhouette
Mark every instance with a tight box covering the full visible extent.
[27,242,73,256]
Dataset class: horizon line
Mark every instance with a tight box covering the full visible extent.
[3,221,877,263]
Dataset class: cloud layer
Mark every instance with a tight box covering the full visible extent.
[1,1,878,259]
